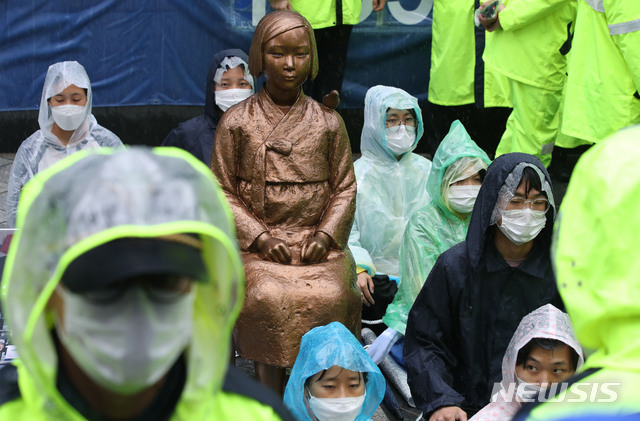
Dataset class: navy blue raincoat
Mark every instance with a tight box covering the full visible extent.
[161,49,249,164]
[403,153,564,417]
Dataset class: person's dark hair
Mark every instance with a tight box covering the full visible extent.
[478,168,487,182]
[516,338,579,371]
[518,166,544,198]
[304,368,368,390]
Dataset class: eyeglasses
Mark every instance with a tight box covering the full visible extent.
[385,117,416,128]
[508,197,551,212]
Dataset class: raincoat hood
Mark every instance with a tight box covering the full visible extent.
[467,152,555,269]
[360,85,424,162]
[205,49,252,121]
[1,147,245,419]
[428,120,491,216]
[553,125,640,366]
[473,305,583,420]
[38,61,94,147]
[283,322,386,421]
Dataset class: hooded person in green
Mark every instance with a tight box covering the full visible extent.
[513,126,640,420]
[0,147,292,420]
[365,121,491,364]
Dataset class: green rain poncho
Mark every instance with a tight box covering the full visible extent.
[348,85,431,276]
[383,121,491,334]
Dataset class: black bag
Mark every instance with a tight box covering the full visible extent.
[361,274,398,336]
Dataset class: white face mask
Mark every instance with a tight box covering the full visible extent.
[385,125,416,156]
[51,104,86,131]
[448,185,481,214]
[308,392,366,421]
[498,208,547,246]
[215,88,252,112]
[56,286,195,395]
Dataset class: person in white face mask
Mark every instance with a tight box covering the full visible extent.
[284,322,385,421]
[404,153,564,421]
[0,147,293,420]
[349,86,432,333]
[162,49,255,165]
[5,61,123,228]
[369,121,490,368]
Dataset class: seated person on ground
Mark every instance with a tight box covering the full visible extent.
[284,322,385,421]
[6,60,123,227]
[348,85,432,331]
[367,120,491,363]
[471,304,583,420]
[404,153,564,421]
[0,147,292,420]
[162,49,255,164]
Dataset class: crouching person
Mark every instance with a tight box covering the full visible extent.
[472,304,583,420]
[0,147,292,420]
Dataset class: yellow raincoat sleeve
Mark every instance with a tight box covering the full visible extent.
[499,0,575,31]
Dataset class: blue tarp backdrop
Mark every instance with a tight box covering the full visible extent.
[0,0,433,111]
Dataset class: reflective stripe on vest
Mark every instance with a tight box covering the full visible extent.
[609,18,640,35]
[584,0,604,13]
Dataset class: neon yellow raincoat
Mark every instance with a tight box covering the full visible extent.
[429,0,511,107]
[288,0,361,29]
[516,125,640,419]
[0,147,284,420]
[560,0,640,146]
[485,0,576,166]
[383,120,491,335]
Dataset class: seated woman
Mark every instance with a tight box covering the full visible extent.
[211,10,359,393]
[472,304,583,420]
[349,85,432,330]
[161,49,255,164]
[284,322,386,421]
[6,61,123,227]
[366,120,491,363]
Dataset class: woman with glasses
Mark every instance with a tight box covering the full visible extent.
[403,153,564,421]
[348,86,432,322]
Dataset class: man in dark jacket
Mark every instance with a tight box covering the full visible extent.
[162,49,254,164]
[404,153,564,421]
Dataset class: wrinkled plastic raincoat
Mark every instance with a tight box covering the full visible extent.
[404,153,563,417]
[6,61,123,228]
[383,120,491,335]
[283,322,386,421]
[516,126,640,420]
[471,304,583,421]
[162,49,253,164]
[0,147,285,420]
[560,0,640,146]
[348,85,431,277]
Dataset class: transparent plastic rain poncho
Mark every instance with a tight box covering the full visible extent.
[383,120,491,334]
[1,147,245,419]
[471,304,584,421]
[213,56,256,90]
[6,61,123,227]
[283,322,386,421]
[348,85,432,276]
